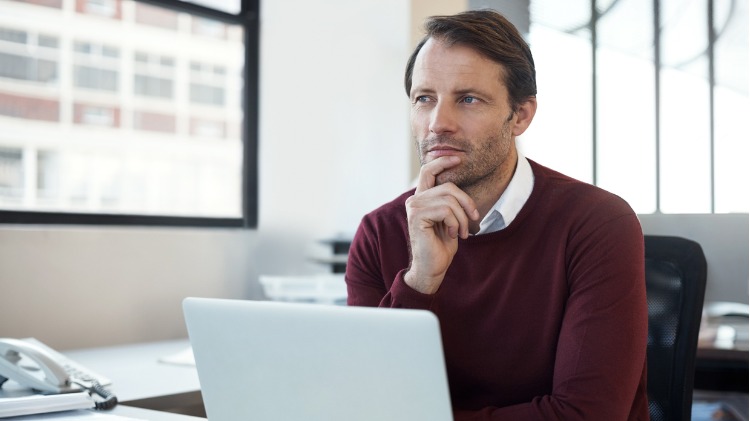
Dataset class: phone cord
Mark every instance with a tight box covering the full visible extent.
[72,380,118,410]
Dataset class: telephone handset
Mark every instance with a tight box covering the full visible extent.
[0,338,117,410]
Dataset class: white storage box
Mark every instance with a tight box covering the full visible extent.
[259,274,347,305]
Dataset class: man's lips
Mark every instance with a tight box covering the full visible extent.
[426,146,464,158]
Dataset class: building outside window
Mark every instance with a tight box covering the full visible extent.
[80,0,120,18]
[134,52,175,99]
[189,61,225,106]
[0,28,58,85]
[0,0,247,220]
[74,41,119,92]
[0,148,23,202]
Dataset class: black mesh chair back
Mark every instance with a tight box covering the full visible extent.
[645,235,707,421]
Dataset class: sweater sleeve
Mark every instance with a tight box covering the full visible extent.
[454,212,649,421]
[345,214,436,310]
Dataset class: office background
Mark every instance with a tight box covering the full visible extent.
[0,0,748,350]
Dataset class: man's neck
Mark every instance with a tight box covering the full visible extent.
[465,151,519,234]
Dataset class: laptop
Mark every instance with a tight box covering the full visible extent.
[182,297,453,421]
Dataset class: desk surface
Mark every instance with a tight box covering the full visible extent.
[65,339,201,411]
[0,339,204,420]
[114,405,204,420]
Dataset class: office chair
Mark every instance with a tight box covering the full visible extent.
[645,235,707,421]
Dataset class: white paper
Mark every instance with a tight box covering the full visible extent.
[157,347,195,367]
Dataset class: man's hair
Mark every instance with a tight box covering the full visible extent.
[404,9,537,112]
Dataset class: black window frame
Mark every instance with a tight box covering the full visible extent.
[0,0,259,228]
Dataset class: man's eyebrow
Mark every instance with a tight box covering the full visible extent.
[454,88,496,101]
[409,86,498,102]
[409,86,435,97]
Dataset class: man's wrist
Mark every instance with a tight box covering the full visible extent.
[404,269,442,295]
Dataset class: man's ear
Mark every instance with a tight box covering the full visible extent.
[511,96,537,136]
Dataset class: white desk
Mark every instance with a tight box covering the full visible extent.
[1,339,204,420]
[64,339,202,414]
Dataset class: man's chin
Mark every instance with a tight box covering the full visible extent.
[436,172,462,187]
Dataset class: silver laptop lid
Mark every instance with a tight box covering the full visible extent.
[183,297,453,421]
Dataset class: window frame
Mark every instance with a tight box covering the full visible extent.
[0,0,259,228]
[528,0,746,214]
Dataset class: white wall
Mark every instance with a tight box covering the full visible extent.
[0,0,414,350]
[0,226,261,350]
[255,0,412,275]
[639,213,749,304]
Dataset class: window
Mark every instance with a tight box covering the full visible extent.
[75,103,119,127]
[134,52,175,99]
[189,61,226,106]
[525,0,749,214]
[0,0,259,226]
[0,148,23,202]
[73,41,119,92]
[0,28,58,84]
[81,0,119,17]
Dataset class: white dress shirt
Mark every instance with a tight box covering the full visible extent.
[475,153,535,235]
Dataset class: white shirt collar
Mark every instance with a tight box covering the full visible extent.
[475,153,534,235]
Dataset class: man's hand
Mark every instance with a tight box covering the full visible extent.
[404,156,480,294]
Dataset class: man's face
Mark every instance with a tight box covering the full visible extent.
[409,38,519,191]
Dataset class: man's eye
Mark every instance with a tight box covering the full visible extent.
[416,96,430,103]
[462,96,478,104]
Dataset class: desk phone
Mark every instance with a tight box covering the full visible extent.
[0,337,117,409]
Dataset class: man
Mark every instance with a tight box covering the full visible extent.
[345,9,649,421]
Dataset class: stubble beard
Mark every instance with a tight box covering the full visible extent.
[415,121,514,195]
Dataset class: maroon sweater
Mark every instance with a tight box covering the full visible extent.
[346,160,649,420]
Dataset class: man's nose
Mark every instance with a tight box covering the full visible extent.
[429,102,458,135]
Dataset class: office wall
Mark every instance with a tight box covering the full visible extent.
[0,226,261,350]
[255,0,412,276]
[639,213,750,304]
[0,0,413,350]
